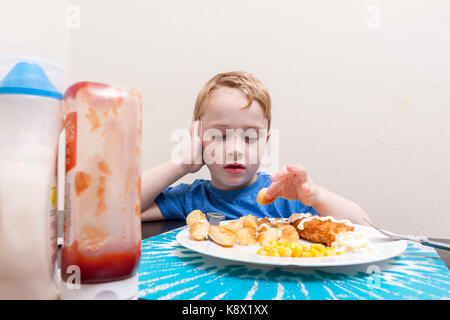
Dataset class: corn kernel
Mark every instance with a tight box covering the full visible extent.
[283,248,293,257]
[271,251,280,257]
[256,240,339,258]
[311,244,325,251]
[257,249,267,256]
[292,247,303,257]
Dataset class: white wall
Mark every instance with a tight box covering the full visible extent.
[0,0,70,84]
[2,0,449,237]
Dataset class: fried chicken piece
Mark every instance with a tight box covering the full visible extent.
[290,213,354,247]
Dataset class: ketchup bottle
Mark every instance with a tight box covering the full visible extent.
[60,82,142,299]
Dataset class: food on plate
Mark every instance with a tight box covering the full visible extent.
[277,224,300,242]
[222,216,244,234]
[257,217,273,227]
[289,213,355,247]
[184,210,372,257]
[189,219,209,241]
[257,239,340,257]
[274,218,289,228]
[331,230,374,253]
[256,188,275,205]
[237,228,257,246]
[186,210,207,227]
[243,214,258,231]
[256,226,279,246]
[208,225,237,247]
[256,221,273,233]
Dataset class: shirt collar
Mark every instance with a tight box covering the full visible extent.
[206,172,264,199]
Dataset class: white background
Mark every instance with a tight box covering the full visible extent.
[1,0,449,237]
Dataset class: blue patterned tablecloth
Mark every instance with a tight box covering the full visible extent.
[137,227,450,300]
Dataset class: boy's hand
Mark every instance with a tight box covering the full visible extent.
[179,119,204,174]
[265,165,320,206]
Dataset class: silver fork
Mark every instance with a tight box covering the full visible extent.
[363,218,450,251]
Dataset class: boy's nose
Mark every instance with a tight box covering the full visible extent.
[226,135,245,161]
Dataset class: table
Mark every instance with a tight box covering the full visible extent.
[138,220,450,300]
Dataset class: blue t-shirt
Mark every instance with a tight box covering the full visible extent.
[155,172,318,220]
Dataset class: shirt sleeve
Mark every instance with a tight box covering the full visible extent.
[307,205,319,216]
[154,184,188,220]
[294,200,319,216]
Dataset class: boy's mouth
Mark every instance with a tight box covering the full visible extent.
[224,163,246,174]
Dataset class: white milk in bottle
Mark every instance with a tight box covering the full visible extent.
[0,58,63,299]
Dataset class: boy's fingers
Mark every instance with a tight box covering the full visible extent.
[191,120,198,137]
[194,119,201,138]
[301,182,311,196]
[189,120,194,136]
[286,164,308,183]
[270,175,281,182]
[193,120,203,164]
[286,164,306,174]
[198,120,202,137]
[265,181,281,199]
[270,165,289,181]
[271,165,307,184]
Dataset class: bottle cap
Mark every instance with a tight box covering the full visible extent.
[0,62,62,100]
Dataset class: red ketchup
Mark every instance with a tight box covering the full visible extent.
[61,242,141,283]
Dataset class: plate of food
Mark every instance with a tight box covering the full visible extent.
[176,210,407,268]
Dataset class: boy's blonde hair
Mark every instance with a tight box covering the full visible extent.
[194,71,272,131]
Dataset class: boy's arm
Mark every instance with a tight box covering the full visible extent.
[140,161,189,221]
[141,120,203,221]
[265,165,372,225]
[309,185,372,226]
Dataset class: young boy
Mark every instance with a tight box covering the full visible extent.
[141,71,371,225]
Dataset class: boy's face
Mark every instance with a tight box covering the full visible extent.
[200,87,269,190]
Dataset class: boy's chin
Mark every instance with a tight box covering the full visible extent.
[211,170,257,190]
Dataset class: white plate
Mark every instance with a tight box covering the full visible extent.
[176,224,407,268]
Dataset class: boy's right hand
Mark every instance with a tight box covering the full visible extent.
[179,119,204,174]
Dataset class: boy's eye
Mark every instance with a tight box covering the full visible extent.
[245,136,258,143]
[213,134,227,140]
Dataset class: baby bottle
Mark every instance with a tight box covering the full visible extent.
[0,58,63,299]
[60,82,142,299]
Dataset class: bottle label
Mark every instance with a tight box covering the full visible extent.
[63,181,71,243]
[64,112,77,242]
[49,185,58,268]
[65,112,77,174]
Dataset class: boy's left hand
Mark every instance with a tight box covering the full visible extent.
[265,165,319,206]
